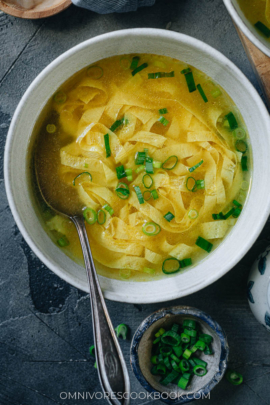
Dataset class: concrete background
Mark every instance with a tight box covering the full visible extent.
[1,0,270,404]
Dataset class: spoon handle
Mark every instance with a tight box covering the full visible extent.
[72,216,130,405]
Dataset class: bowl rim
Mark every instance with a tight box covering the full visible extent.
[4,28,270,303]
[130,306,229,404]
[0,0,72,19]
[223,0,270,57]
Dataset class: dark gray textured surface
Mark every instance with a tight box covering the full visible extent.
[1,0,270,404]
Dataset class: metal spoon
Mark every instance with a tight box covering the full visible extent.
[35,166,130,405]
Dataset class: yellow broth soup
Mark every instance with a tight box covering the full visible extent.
[33,54,251,281]
[237,0,270,39]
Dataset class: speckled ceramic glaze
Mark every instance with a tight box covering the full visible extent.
[223,0,270,57]
[130,306,229,404]
[248,247,270,331]
[4,28,270,303]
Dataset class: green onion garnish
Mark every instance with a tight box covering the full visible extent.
[195,236,213,253]
[104,133,111,158]
[103,204,114,216]
[162,258,181,274]
[148,71,174,79]
[134,185,144,204]
[110,117,127,132]
[115,324,129,340]
[89,345,95,357]
[241,155,248,171]
[125,168,133,182]
[143,190,152,201]
[86,65,103,79]
[151,189,159,200]
[223,208,235,220]
[235,140,247,153]
[164,211,175,222]
[226,370,243,385]
[119,56,131,70]
[142,173,153,188]
[83,208,97,225]
[57,235,70,247]
[232,207,242,218]
[135,165,145,174]
[115,182,130,199]
[186,177,196,191]
[53,91,67,104]
[197,84,208,102]
[158,116,169,126]
[181,69,196,93]
[135,151,146,165]
[195,180,205,190]
[180,258,192,268]
[233,128,246,140]
[178,376,189,390]
[188,209,198,219]
[46,124,56,133]
[211,88,222,98]
[132,63,148,76]
[233,200,242,208]
[159,108,168,114]
[254,21,270,38]
[160,370,179,386]
[116,165,126,179]
[145,157,154,174]
[189,160,203,173]
[193,365,207,376]
[73,172,92,186]
[162,155,178,170]
[225,112,238,131]
[97,209,106,225]
[142,222,161,236]
[153,160,162,168]
[84,163,89,168]
[130,56,140,70]
[143,267,156,275]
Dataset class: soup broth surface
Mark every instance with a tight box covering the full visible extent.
[34,53,251,281]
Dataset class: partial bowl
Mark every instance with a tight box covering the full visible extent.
[223,0,270,57]
[4,28,270,303]
[130,306,229,404]
[0,0,71,19]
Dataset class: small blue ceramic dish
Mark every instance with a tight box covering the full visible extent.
[130,306,229,404]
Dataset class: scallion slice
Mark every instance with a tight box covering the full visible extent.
[162,155,178,170]
[104,133,111,158]
[153,160,162,168]
[143,190,152,201]
[148,71,174,79]
[180,258,192,268]
[225,112,238,131]
[143,267,156,275]
[83,208,97,225]
[235,140,247,153]
[197,84,208,102]
[110,117,127,133]
[145,157,154,174]
[160,370,179,386]
[159,108,168,114]
[142,222,161,236]
[116,165,126,179]
[162,258,181,275]
[73,172,92,186]
[135,165,145,174]
[189,160,203,173]
[233,200,242,208]
[57,235,70,247]
[142,173,153,188]
[97,209,106,225]
[233,128,246,140]
[226,370,243,385]
[182,69,196,93]
[135,151,146,165]
[53,91,67,104]
[254,21,270,38]
[193,365,207,376]
[158,116,169,126]
[188,209,198,220]
[103,204,114,216]
[186,177,196,191]
[119,56,131,70]
[151,189,159,200]
[195,236,213,253]
[212,88,222,98]
[241,155,248,171]
[164,211,175,222]
[132,63,148,76]
[115,182,130,199]
[130,56,140,70]
[134,186,144,204]
[86,65,103,79]
[115,324,129,340]
[46,124,56,133]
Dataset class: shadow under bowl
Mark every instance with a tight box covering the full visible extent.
[130,306,229,404]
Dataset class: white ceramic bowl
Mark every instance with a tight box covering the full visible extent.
[4,28,270,304]
[223,0,270,57]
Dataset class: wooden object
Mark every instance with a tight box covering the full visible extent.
[0,0,71,19]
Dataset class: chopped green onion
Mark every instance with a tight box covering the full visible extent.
[171,324,179,333]
[204,344,213,355]
[132,63,148,76]
[151,189,159,200]
[183,319,197,329]
[46,124,56,133]
[53,91,67,104]
[160,346,172,356]
[142,222,161,236]
[182,69,196,93]
[163,356,172,369]
[181,333,190,343]
[125,168,133,182]
[110,117,127,133]
[142,173,153,188]
[143,267,155,275]
[84,163,89,168]
[233,200,242,207]
[116,165,126,179]
[159,108,168,114]
[160,370,179,386]
[180,258,192,268]
[178,376,189,390]
[155,328,166,338]
[199,334,213,344]
[57,235,70,247]
[235,140,247,153]
[223,208,235,220]
[145,157,154,174]
[116,182,130,199]
[180,359,190,372]
[161,331,181,346]
[115,324,129,340]
[162,155,178,170]
[241,180,249,191]
[156,364,167,374]
[134,185,144,204]
[151,355,159,364]
[184,328,197,337]
[83,208,97,225]
[255,21,270,38]
[135,165,145,174]
[130,56,140,70]
[183,349,192,359]
[158,116,169,126]
[135,151,146,165]
[233,128,246,140]
[120,56,131,70]
[173,346,183,358]
[73,172,92,186]
[189,160,203,173]
[127,175,133,182]
[188,209,199,220]
[197,84,208,102]
[162,258,181,275]
[89,345,95,357]
[103,204,114,216]
[195,180,205,190]
[143,190,152,201]
[97,209,106,225]
[232,207,242,218]
[104,133,111,158]
[241,155,248,171]
[211,88,222,98]
[164,211,175,222]
[225,112,238,130]
[119,269,131,280]
[186,177,196,191]
[148,71,174,79]
[153,160,162,169]
[86,65,103,79]
[196,236,213,253]
[193,365,207,376]
[226,370,243,385]
[194,340,206,351]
